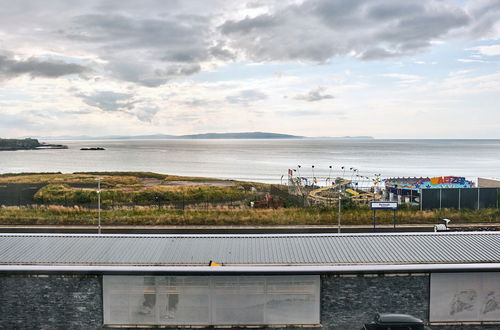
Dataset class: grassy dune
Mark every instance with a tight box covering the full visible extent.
[0,172,267,205]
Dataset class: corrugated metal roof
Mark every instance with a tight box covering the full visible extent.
[0,232,499,270]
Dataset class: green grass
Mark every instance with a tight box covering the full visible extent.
[1,205,499,226]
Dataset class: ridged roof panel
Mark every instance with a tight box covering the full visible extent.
[0,232,499,266]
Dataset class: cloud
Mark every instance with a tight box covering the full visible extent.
[183,98,210,107]
[209,41,236,61]
[457,58,487,63]
[58,13,210,86]
[66,14,209,52]
[225,89,268,105]
[134,106,159,122]
[293,87,334,102]
[0,0,495,89]
[466,0,500,39]
[278,109,325,116]
[75,90,162,122]
[77,91,136,112]
[470,44,500,56]
[220,0,470,62]
[381,73,423,84]
[0,54,89,80]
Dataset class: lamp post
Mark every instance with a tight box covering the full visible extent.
[338,186,342,234]
[327,165,332,185]
[96,177,103,234]
[350,168,358,185]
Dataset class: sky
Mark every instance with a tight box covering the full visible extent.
[0,0,500,139]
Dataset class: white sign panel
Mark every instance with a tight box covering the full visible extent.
[370,201,398,210]
[430,272,500,322]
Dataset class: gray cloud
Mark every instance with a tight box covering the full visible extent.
[78,91,136,112]
[161,64,201,76]
[134,106,159,122]
[220,14,282,35]
[367,3,424,21]
[220,0,470,62]
[103,60,201,87]
[0,55,89,80]
[67,14,208,53]
[76,90,161,122]
[209,41,236,61]
[466,0,500,39]
[225,89,268,105]
[183,98,210,107]
[0,0,497,89]
[293,87,334,102]
[59,13,210,86]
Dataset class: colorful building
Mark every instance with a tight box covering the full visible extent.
[384,176,474,191]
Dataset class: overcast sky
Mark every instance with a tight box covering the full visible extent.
[1,0,499,138]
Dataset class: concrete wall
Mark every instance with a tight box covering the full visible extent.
[1,273,499,329]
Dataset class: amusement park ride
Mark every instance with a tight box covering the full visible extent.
[286,166,383,205]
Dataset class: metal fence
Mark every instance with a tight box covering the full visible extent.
[420,188,499,210]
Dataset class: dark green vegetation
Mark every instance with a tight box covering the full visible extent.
[0,138,67,150]
[0,138,41,150]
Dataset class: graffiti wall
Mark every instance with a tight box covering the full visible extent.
[385,176,474,190]
[430,272,500,322]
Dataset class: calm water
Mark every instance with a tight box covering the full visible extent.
[1,139,499,184]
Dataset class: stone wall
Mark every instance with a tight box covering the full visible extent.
[0,275,102,329]
[321,273,429,329]
[320,273,500,330]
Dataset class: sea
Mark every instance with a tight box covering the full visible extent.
[1,139,499,184]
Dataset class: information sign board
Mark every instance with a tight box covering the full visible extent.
[370,201,398,210]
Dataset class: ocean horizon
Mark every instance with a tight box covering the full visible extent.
[1,138,499,184]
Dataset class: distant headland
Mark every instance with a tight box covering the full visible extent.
[26,132,374,140]
[0,138,68,151]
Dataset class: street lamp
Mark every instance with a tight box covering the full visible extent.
[96,177,103,234]
[311,165,315,185]
[326,165,332,185]
[338,185,342,234]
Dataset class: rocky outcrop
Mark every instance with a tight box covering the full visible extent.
[0,138,67,150]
